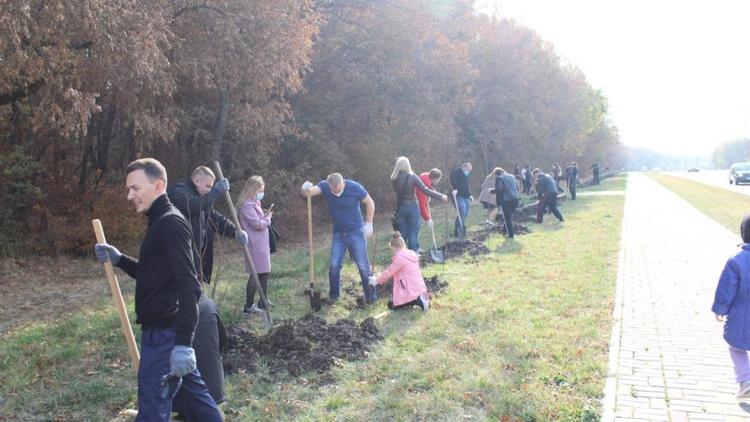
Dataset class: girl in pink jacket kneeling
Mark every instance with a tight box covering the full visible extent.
[369,231,430,311]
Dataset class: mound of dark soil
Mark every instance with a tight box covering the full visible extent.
[223,315,382,377]
[442,238,490,258]
[424,275,449,296]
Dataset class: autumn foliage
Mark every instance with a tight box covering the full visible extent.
[1,0,622,255]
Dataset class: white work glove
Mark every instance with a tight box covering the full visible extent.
[469,195,474,202]
[236,229,249,246]
[301,181,313,192]
[368,275,377,286]
[427,219,434,228]
[451,189,458,197]
[364,222,373,238]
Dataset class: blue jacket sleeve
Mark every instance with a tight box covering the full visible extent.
[712,258,740,315]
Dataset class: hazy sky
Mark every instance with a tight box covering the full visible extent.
[475,0,750,156]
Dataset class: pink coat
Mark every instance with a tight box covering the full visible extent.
[375,248,427,306]
[238,199,272,274]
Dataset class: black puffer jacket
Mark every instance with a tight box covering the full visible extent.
[167,181,237,284]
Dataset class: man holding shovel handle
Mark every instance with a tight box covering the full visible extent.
[94,158,222,422]
[301,172,377,303]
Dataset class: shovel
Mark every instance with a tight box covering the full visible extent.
[427,203,444,263]
[305,192,322,311]
[213,161,273,331]
[452,192,466,239]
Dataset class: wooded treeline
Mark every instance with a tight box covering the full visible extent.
[1,0,622,255]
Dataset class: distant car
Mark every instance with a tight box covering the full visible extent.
[687,167,700,173]
[729,163,750,185]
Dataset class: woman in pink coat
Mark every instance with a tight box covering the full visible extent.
[369,231,430,311]
[238,175,273,315]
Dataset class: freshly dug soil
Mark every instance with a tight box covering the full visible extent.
[223,315,382,378]
[424,275,449,296]
[441,238,490,259]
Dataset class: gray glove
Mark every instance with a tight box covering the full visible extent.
[206,178,230,201]
[169,346,196,377]
[95,243,121,265]
[236,229,249,246]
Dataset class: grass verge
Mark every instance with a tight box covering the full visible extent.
[0,176,625,421]
[648,173,750,233]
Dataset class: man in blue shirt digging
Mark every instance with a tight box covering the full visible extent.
[302,172,376,303]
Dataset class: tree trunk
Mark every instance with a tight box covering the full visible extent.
[214,84,230,165]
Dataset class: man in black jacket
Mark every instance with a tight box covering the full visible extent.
[532,168,564,223]
[168,166,248,284]
[95,158,222,421]
[449,162,473,237]
[565,162,579,200]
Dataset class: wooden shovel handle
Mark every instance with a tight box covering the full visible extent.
[92,219,140,372]
[307,193,315,289]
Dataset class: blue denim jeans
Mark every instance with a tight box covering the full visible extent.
[329,227,375,302]
[454,196,470,236]
[137,327,222,422]
[397,201,421,251]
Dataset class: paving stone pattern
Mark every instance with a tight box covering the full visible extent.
[602,174,750,421]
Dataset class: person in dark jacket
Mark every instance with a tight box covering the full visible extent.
[94,158,222,422]
[565,162,579,200]
[391,157,447,251]
[174,294,227,413]
[490,168,521,238]
[712,214,750,398]
[523,164,532,195]
[591,161,601,185]
[168,166,248,284]
[532,168,564,223]
[449,162,473,237]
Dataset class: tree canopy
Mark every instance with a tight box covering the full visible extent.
[1,0,621,254]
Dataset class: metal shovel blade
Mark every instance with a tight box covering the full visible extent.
[429,225,444,263]
[311,290,322,312]
[430,247,445,263]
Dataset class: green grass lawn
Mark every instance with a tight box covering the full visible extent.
[0,176,626,421]
[648,173,750,233]
[578,173,626,192]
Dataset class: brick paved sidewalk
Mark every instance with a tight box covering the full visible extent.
[602,173,750,421]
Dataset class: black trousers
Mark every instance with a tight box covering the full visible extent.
[536,193,564,223]
[499,199,519,238]
[569,184,577,200]
[388,298,423,310]
[246,272,270,308]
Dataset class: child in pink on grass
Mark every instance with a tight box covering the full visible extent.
[369,231,430,311]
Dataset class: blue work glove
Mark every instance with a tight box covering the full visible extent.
[95,243,121,265]
[206,178,230,201]
[236,229,249,246]
[169,346,196,377]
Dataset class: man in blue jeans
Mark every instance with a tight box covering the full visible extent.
[95,158,222,422]
[449,162,473,237]
[302,173,376,303]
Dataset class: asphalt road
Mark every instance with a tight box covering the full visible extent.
[665,169,750,196]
